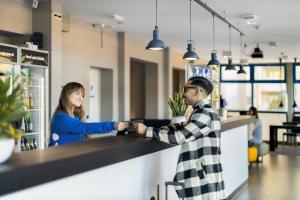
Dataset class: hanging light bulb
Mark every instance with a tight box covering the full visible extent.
[225,26,235,70]
[183,0,199,60]
[208,14,220,67]
[146,0,166,50]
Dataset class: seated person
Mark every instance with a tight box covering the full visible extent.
[49,82,128,146]
[248,106,263,147]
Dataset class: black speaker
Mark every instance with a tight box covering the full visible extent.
[30,32,43,49]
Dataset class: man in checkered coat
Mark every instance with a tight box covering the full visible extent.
[137,76,226,200]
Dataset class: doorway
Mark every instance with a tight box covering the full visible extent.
[89,67,113,122]
[130,59,158,119]
[173,68,185,96]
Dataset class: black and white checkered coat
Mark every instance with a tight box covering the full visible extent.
[146,98,226,200]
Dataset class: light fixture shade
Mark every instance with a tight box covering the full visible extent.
[237,65,246,74]
[146,26,165,50]
[225,57,236,70]
[183,42,199,60]
[251,44,264,58]
[293,100,298,108]
[208,51,220,66]
[279,101,284,108]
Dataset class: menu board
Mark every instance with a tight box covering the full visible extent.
[0,44,17,63]
[21,49,49,67]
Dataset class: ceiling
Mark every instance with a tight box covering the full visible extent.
[60,0,300,63]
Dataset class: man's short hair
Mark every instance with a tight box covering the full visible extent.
[188,76,213,95]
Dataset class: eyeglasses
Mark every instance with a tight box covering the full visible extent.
[184,86,197,93]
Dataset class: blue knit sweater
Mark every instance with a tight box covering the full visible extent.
[48,111,115,146]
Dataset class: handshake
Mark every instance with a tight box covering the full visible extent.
[114,121,148,135]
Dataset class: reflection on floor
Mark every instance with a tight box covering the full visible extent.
[233,146,300,200]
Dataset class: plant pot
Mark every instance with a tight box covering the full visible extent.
[171,116,186,124]
[0,138,15,163]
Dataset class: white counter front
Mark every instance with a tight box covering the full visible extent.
[0,117,252,200]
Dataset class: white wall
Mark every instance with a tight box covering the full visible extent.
[0,0,32,34]
[61,20,119,120]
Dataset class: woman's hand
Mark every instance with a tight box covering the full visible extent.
[115,122,129,131]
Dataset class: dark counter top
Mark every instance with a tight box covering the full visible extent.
[0,115,254,196]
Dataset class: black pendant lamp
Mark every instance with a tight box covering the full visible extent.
[183,0,199,60]
[279,58,284,108]
[225,26,236,70]
[146,0,166,50]
[237,65,246,74]
[208,14,220,67]
[237,33,246,74]
[293,100,298,108]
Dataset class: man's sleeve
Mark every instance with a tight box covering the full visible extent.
[146,110,215,145]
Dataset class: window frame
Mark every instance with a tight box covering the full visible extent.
[293,63,300,113]
[220,63,287,112]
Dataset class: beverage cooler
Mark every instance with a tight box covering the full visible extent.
[0,43,49,152]
[18,47,49,151]
[185,63,220,110]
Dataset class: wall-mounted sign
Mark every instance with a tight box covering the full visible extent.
[0,44,17,63]
[21,49,49,67]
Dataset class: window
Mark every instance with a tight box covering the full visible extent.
[294,84,300,112]
[253,83,287,111]
[254,65,285,80]
[220,63,287,111]
[295,65,300,80]
[221,66,250,81]
[293,64,300,112]
[221,83,252,110]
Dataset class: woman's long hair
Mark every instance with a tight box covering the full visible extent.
[53,82,85,120]
[249,106,258,118]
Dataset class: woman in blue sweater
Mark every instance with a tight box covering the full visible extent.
[49,82,128,146]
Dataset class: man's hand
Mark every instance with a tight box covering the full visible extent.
[115,122,129,131]
[135,123,147,135]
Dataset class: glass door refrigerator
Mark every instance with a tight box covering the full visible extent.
[185,63,220,110]
[18,47,49,151]
[0,43,18,90]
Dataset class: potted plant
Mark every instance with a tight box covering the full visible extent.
[168,88,188,124]
[0,77,29,163]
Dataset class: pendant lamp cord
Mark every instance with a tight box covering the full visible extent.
[240,34,243,60]
[155,0,158,26]
[212,14,215,51]
[279,58,283,99]
[229,25,231,53]
[189,0,192,41]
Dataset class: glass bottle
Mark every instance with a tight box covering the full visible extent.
[33,138,38,149]
[28,91,34,109]
[24,137,30,151]
[28,117,33,133]
[29,138,34,150]
[21,137,26,151]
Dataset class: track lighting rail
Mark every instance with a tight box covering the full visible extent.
[193,0,245,36]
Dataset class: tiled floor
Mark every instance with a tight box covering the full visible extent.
[233,146,300,200]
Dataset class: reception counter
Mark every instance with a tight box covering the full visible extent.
[0,116,254,200]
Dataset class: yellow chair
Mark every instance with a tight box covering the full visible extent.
[248,146,258,164]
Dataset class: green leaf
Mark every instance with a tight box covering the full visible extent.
[167,87,187,117]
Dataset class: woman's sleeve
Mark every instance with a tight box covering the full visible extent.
[54,114,115,135]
